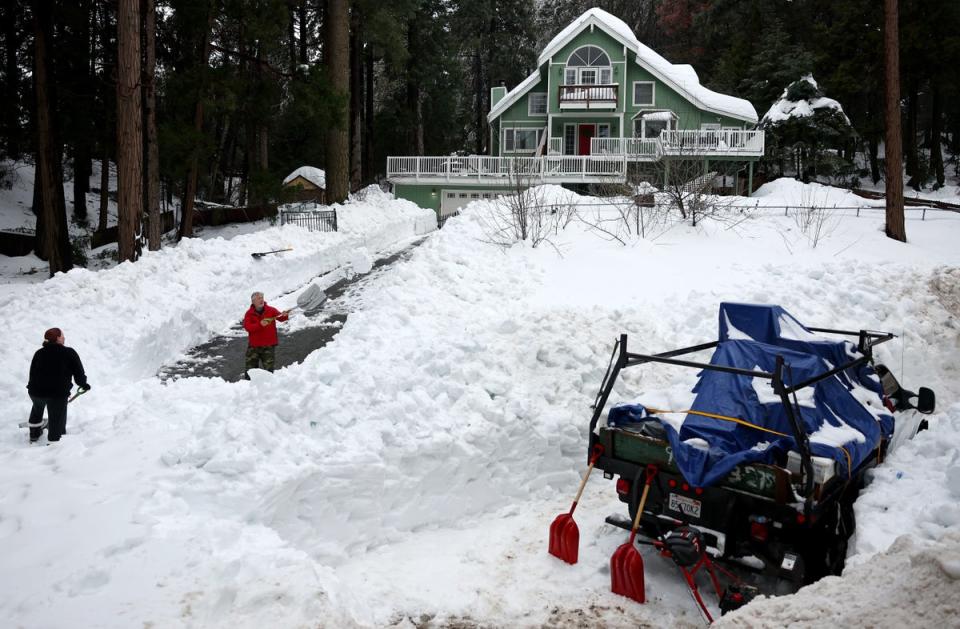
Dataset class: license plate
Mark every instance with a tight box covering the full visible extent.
[668,493,702,518]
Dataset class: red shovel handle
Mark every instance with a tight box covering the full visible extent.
[568,444,605,514]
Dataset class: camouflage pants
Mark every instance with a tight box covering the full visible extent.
[245,345,276,374]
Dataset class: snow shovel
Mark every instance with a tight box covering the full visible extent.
[261,284,328,324]
[18,388,88,429]
[611,464,658,603]
[548,444,604,564]
[295,283,327,313]
[251,247,293,258]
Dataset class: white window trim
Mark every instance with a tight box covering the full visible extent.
[528,93,548,116]
[563,123,576,155]
[564,45,613,85]
[503,127,543,153]
[564,45,612,68]
[633,111,676,139]
[632,81,655,107]
[641,117,673,139]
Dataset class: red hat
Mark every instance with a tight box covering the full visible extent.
[44,327,62,343]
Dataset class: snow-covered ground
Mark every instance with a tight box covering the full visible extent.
[1,178,959,627]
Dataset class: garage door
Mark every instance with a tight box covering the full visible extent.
[440,189,511,217]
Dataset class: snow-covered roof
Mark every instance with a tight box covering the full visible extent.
[642,111,676,121]
[539,8,640,65]
[283,166,326,189]
[761,75,851,125]
[486,71,542,123]
[489,8,757,124]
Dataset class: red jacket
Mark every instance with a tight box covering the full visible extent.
[243,303,288,347]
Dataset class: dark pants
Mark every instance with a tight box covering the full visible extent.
[244,345,277,377]
[28,395,68,442]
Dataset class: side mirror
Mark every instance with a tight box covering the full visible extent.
[915,387,936,415]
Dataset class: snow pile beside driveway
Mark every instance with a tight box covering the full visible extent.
[716,532,960,627]
[0,187,434,387]
[851,403,960,557]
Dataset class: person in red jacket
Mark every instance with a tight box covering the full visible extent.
[242,291,290,378]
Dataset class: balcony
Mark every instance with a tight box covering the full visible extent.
[658,130,765,157]
[558,84,618,109]
[591,137,659,160]
[591,130,765,160]
[386,155,627,184]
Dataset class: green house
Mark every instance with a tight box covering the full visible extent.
[388,8,763,219]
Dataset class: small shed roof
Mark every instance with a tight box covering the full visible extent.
[283,166,326,189]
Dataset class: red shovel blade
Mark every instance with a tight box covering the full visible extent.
[548,513,580,564]
[610,540,646,603]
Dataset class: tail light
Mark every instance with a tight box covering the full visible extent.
[616,478,631,495]
[749,515,769,543]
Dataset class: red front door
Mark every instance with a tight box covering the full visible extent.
[578,124,596,155]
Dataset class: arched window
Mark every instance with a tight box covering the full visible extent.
[565,46,612,85]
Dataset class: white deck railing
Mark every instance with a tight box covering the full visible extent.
[386,131,764,184]
[558,84,618,107]
[591,137,659,159]
[386,155,627,183]
[657,130,765,157]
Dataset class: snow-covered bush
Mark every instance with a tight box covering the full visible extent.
[760,75,857,185]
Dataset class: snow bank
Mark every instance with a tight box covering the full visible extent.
[850,403,960,558]
[0,189,434,388]
[716,533,960,627]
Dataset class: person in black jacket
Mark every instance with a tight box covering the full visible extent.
[26,327,90,443]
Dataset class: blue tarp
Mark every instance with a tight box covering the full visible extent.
[608,303,893,487]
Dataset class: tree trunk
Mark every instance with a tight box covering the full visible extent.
[209,115,230,203]
[98,154,109,232]
[930,83,944,189]
[143,0,160,250]
[117,0,143,262]
[904,83,919,189]
[287,4,297,73]
[257,53,268,173]
[72,0,92,224]
[96,0,113,236]
[222,118,239,204]
[363,42,374,183]
[405,18,423,156]
[349,9,362,191]
[3,4,21,159]
[324,0,350,203]
[298,0,308,64]
[472,47,483,155]
[868,136,881,184]
[883,0,905,242]
[178,5,214,240]
[32,0,72,275]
